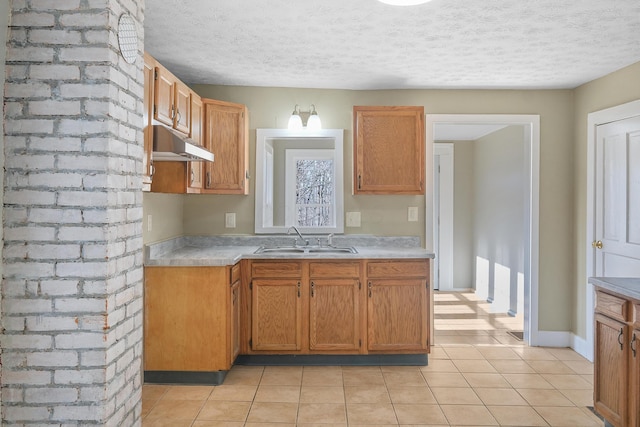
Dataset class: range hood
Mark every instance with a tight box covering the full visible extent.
[152,125,214,162]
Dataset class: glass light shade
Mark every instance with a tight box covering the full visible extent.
[288,114,303,129]
[378,0,433,5]
[307,113,322,130]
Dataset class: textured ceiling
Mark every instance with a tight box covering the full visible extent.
[144,0,640,90]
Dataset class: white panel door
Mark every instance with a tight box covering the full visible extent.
[595,116,640,276]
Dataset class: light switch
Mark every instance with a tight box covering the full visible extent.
[408,207,419,222]
[225,212,236,228]
[147,214,152,232]
[346,211,361,227]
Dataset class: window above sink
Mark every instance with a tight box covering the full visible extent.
[255,129,344,234]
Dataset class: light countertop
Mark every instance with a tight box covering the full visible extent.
[145,235,435,267]
[589,277,640,301]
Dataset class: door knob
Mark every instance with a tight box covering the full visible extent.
[592,240,603,249]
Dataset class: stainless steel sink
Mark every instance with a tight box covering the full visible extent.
[254,245,358,254]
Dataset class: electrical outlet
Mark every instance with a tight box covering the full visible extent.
[408,206,419,222]
[147,214,152,232]
[346,212,361,227]
[225,212,236,228]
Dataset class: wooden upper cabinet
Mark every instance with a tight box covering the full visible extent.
[174,80,191,134]
[202,99,249,194]
[353,106,425,195]
[142,53,155,189]
[154,65,175,128]
[188,93,204,192]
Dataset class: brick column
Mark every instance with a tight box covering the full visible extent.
[2,1,144,425]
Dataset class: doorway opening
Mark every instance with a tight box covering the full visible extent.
[426,115,540,346]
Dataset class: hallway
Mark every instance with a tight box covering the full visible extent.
[141,291,600,426]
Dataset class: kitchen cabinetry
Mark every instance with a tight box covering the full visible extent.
[188,93,204,192]
[144,263,241,383]
[367,260,429,351]
[353,106,425,195]
[593,289,640,427]
[154,64,190,133]
[142,53,156,189]
[202,99,249,194]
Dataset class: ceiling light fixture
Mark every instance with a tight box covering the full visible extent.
[287,104,322,130]
[377,0,433,5]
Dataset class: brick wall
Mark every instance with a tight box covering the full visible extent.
[2,1,144,425]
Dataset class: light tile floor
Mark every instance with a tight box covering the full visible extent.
[142,291,603,426]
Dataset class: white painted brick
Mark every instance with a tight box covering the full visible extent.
[30,29,82,45]
[2,299,53,315]
[58,118,109,135]
[3,206,28,223]
[4,154,56,170]
[57,191,108,207]
[80,386,105,401]
[59,83,110,99]
[2,335,52,353]
[119,123,137,142]
[5,82,51,99]
[55,332,106,349]
[115,320,134,343]
[9,28,27,44]
[3,279,28,297]
[29,208,83,224]
[26,387,78,403]
[56,154,108,171]
[81,350,106,367]
[40,280,80,296]
[53,405,105,422]
[2,387,25,403]
[28,351,79,367]
[106,307,126,328]
[84,64,110,80]
[59,12,108,27]
[82,280,107,295]
[4,135,28,150]
[31,0,82,10]
[58,226,106,242]
[78,315,108,331]
[4,226,56,241]
[6,46,55,63]
[105,340,126,365]
[30,100,81,116]
[9,12,55,27]
[5,118,55,135]
[56,261,109,278]
[59,46,111,63]
[6,64,29,80]
[54,368,104,385]
[31,64,80,80]
[24,244,80,260]
[115,255,136,275]
[55,298,105,313]
[82,243,109,259]
[4,406,51,421]
[30,136,83,152]
[3,262,56,279]
[26,316,80,332]
[5,101,24,117]
[85,29,109,44]
[82,173,109,189]
[85,99,110,116]
[29,172,83,188]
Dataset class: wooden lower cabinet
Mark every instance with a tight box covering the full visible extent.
[247,259,429,355]
[144,264,240,382]
[366,260,429,352]
[593,289,640,427]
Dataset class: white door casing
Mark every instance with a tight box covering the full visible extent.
[426,114,540,346]
[585,100,640,361]
[434,143,454,291]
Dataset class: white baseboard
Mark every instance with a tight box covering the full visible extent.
[570,333,593,362]
[534,330,571,347]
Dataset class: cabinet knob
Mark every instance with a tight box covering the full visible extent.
[632,333,637,358]
[368,281,372,298]
[618,328,624,350]
[311,281,315,297]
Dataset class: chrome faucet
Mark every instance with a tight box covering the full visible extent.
[288,226,309,246]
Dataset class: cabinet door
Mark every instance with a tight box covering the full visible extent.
[154,66,175,127]
[230,279,241,363]
[203,99,249,194]
[309,279,360,352]
[631,328,640,427]
[174,81,191,134]
[188,93,204,191]
[142,54,155,187]
[367,278,428,351]
[251,278,303,351]
[594,313,628,427]
[353,106,424,195]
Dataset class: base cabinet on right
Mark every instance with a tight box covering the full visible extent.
[594,289,640,427]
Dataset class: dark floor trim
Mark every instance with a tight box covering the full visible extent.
[235,354,428,366]
[144,370,228,385]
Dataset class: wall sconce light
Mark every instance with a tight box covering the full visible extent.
[288,104,322,130]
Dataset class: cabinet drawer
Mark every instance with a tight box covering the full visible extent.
[367,260,428,278]
[633,302,640,328]
[251,261,302,278]
[310,262,361,278]
[230,263,241,284]
[595,290,628,322]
